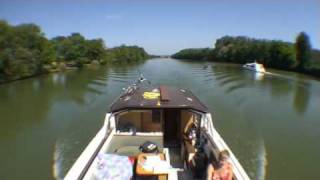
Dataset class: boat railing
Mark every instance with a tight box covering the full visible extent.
[118,73,151,98]
[65,114,115,180]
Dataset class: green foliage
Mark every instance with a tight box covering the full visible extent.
[50,35,149,65]
[171,48,211,60]
[295,32,311,71]
[107,45,150,64]
[172,34,320,77]
[311,50,320,68]
[212,36,296,69]
[0,20,149,83]
[0,20,56,82]
[51,33,106,64]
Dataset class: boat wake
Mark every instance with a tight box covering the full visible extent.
[264,71,280,76]
[256,139,268,180]
[53,140,64,180]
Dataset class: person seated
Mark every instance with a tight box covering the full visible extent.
[207,150,233,180]
[182,120,197,166]
[183,119,197,145]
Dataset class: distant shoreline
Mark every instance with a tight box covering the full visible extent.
[171,35,320,79]
[173,57,320,79]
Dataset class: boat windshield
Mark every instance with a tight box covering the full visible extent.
[116,110,163,133]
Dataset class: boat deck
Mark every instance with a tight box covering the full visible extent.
[102,133,205,180]
[105,134,164,156]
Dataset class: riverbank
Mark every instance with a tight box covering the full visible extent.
[0,61,97,85]
[172,35,320,78]
[0,58,151,85]
[0,20,150,84]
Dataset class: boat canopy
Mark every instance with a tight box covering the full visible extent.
[110,85,208,113]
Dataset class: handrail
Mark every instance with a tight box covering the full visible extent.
[77,128,114,180]
[64,126,115,180]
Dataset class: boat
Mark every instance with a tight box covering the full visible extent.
[65,76,250,180]
[243,61,266,73]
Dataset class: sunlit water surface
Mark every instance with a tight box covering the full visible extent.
[0,58,319,180]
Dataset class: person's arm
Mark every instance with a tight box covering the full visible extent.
[207,164,214,180]
[227,163,233,180]
[184,120,193,134]
[227,171,233,180]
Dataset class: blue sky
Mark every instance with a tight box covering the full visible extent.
[0,0,319,55]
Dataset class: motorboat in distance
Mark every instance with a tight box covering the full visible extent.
[243,61,266,73]
[65,77,250,180]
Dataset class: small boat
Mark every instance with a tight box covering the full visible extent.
[243,61,266,73]
[65,76,250,180]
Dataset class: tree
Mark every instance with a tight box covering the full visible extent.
[107,45,149,64]
[295,32,311,71]
[171,48,211,60]
[0,21,54,82]
[0,20,151,83]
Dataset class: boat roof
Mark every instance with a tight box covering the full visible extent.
[110,85,208,113]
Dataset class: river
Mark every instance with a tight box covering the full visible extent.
[0,58,319,180]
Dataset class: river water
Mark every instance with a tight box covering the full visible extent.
[0,58,319,180]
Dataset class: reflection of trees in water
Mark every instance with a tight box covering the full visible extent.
[0,78,54,139]
[265,75,311,115]
[111,61,144,74]
[59,68,110,105]
[268,77,293,98]
[211,63,312,116]
[0,67,110,139]
[293,81,311,115]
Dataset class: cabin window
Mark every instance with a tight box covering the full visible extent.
[152,110,161,123]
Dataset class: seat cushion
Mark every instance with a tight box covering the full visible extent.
[93,153,133,180]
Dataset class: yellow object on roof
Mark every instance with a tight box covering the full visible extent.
[143,92,160,100]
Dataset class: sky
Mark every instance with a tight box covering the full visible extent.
[0,0,319,55]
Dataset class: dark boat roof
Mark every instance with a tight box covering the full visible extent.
[110,85,208,113]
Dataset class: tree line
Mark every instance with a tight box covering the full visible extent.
[0,20,149,83]
[171,48,211,60]
[172,33,320,77]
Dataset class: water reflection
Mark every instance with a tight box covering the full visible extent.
[1,68,111,136]
[293,81,311,115]
[254,72,264,81]
[52,73,66,86]
[0,80,53,139]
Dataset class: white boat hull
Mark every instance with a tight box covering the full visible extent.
[243,62,266,73]
[65,112,250,180]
